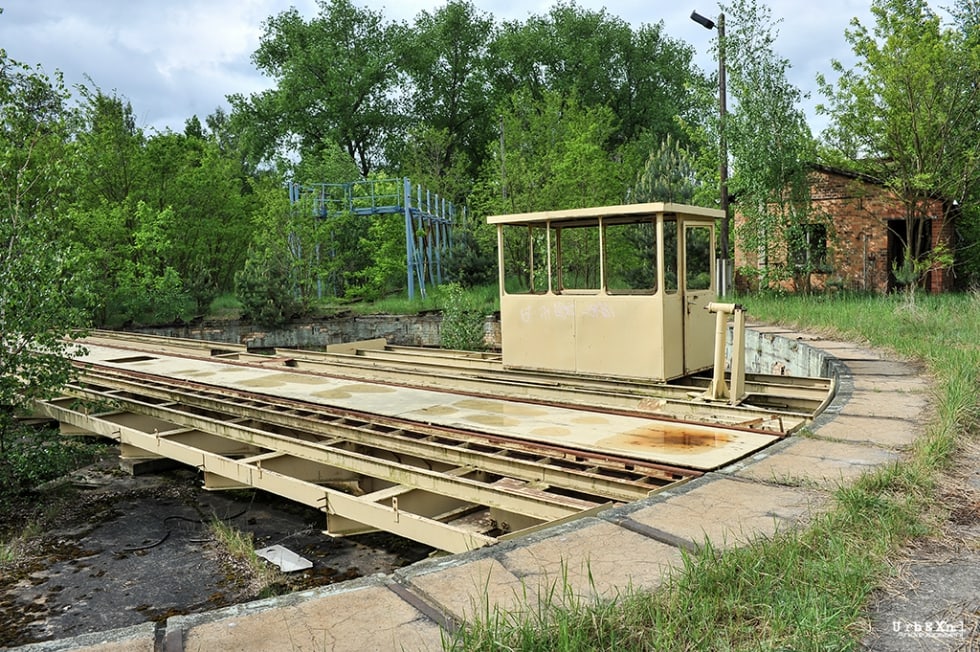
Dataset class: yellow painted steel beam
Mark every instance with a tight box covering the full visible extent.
[52,387,593,523]
[34,399,496,553]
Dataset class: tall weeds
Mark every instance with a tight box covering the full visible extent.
[447,292,980,651]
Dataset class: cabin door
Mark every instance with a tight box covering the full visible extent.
[682,223,715,373]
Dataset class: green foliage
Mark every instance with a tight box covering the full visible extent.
[234,0,405,175]
[490,3,698,149]
[446,228,496,288]
[207,517,284,596]
[0,52,89,454]
[68,88,256,324]
[891,243,954,310]
[630,134,701,203]
[399,1,495,193]
[439,282,486,351]
[818,0,980,281]
[234,248,304,328]
[0,428,111,503]
[954,205,980,288]
[140,133,254,312]
[474,90,626,215]
[721,0,819,289]
[350,211,407,301]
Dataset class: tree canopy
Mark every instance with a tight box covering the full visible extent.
[0,50,88,451]
[5,0,980,363]
[818,0,980,285]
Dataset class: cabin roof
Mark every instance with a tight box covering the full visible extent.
[487,202,724,225]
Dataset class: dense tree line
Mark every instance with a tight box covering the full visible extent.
[2,0,979,455]
[1,0,979,342]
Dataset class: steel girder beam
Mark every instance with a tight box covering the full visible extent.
[44,388,597,524]
[33,398,495,553]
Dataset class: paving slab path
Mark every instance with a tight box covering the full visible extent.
[14,326,976,652]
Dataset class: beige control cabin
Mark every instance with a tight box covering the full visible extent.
[488,202,722,382]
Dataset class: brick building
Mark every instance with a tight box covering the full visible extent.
[735,164,955,294]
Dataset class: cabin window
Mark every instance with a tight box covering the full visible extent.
[502,224,549,294]
[685,225,713,290]
[663,219,679,293]
[555,221,601,291]
[604,220,657,293]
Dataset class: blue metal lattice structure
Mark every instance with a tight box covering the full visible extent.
[288,178,457,300]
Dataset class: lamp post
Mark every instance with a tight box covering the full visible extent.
[691,10,730,296]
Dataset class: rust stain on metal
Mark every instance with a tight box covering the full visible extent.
[601,425,732,453]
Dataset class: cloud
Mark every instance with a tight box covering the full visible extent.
[0,0,904,137]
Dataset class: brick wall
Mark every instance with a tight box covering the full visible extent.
[735,166,953,294]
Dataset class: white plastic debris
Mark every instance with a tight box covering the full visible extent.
[254,545,313,572]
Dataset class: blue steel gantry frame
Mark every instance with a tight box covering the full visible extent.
[288,178,456,300]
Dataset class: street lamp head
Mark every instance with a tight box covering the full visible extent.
[690,10,715,30]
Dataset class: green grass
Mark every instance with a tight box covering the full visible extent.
[208,293,244,320]
[208,517,285,597]
[445,290,979,651]
[343,282,500,317]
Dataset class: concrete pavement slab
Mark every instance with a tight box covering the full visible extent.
[10,623,156,652]
[499,519,684,600]
[172,578,444,652]
[844,390,931,421]
[399,557,527,624]
[622,476,822,548]
[729,436,900,488]
[814,414,921,448]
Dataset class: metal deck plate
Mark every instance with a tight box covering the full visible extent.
[79,344,778,472]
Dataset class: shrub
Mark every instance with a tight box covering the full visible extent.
[439,282,486,351]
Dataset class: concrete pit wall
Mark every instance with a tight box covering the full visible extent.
[736,327,834,378]
[135,313,452,350]
[134,316,831,380]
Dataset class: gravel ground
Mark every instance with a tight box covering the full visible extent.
[861,442,980,651]
[0,459,431,649]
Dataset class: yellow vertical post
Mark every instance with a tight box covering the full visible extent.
[707,303,730,400]
[729,305,747,405]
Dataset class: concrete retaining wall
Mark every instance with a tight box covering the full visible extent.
[736,327,832,378]
[133,313,448,349]
[133,316,833,380]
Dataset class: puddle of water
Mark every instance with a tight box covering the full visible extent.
[571,415,609,425]
[344,384,396,394]
[181,370,215,378]
[314,389,351,399]
[453,398,548,418]
[463,414,521,427]
[410,405,458,417]
[241,372,326,388]
[240,376,285,388]
[313,383,396,401]
[531,426,572,438]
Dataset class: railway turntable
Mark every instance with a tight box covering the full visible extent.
[33,202,836,553]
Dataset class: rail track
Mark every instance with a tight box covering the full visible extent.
[33,331,834,553]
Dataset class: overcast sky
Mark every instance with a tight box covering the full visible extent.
[1,0,884,137]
